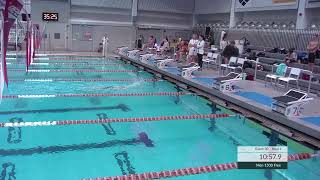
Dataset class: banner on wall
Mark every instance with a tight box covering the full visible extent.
[2,0,23,85]
[31,26,34,63]
[26,21,32,67]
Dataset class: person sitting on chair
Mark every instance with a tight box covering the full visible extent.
[222,40,239,64]
[284,48,297,65]
[160,37,170,54]
[142,36,156,50]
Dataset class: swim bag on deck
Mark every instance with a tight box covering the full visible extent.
[302,73,310,81]
[275,63,287,76]
[246,74,254,81]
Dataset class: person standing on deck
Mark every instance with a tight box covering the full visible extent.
[197,35,205,69]
[102,33,109,57]
[187,34,199,64]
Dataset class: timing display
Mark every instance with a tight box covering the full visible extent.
[42,13,59,21]
[237,146,288,169]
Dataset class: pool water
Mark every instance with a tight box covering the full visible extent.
[0,56,319,180]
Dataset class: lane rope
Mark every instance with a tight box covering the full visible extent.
[2,92,190,99]
[10,78,159,82]
[33,58,116,61]
[9,69,138,73]
[0,114,231,128]
[83,153,319,180]
[7,62,128,66]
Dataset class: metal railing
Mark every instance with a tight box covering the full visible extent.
[194,26,320,52]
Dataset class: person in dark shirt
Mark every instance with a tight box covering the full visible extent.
[222,40,239,64]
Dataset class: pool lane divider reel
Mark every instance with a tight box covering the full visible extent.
[0,114,232,128]
[83,153,319,180]
[2,92,192,99]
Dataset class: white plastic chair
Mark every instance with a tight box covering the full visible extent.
[227,58,246,72]
[265,64,287,87]
[220,57,237,75]
[203,53,219,68]
[278,67,301,89]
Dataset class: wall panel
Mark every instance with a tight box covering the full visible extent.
[72,25,133,52]
[195,0,231,14]
[138,0,194,13]
[197,13,230,24]
[71,0,132,9]
[137,11,193,29]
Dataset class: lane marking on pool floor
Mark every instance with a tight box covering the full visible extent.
[2,92,191,99]
[8,69,139,73]
[10,78,161,82]
[83,153,319,180]
[0,114,232,128]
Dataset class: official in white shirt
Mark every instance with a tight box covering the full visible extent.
[197,35,205,68]
[188,34,199,63]
[220,31,228,51]
[102,33,109,57]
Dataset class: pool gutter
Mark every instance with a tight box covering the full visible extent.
[117,54,320,149]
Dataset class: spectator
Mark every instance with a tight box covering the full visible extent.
[222,40,239,64]
[176,40,188,61]
[160,37,170,53]
[143,36,156,50]
[284,48,297,65]
[187,34,199,63]
[197,35,205,69]
[208,32,215,46]
[307,33,320,71]
[247,51,257,61]
[137,35,143,49]
[220,31,228,51]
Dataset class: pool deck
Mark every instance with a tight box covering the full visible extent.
[117,53,320,149]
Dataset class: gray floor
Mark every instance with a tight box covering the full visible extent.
[183,65,320,133]
[162,59,320,126]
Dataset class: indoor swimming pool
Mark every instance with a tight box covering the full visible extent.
[0,56,319,180]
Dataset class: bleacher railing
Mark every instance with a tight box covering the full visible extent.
[194,26,320,52]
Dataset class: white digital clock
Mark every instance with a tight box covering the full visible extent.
[42,13,59,21]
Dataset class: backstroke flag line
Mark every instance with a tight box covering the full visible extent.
[0,0,6,103]
[2,0,23,85]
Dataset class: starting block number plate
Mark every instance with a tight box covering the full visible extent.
[237,146,288,169]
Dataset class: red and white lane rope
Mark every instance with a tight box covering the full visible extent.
[8,62,127,66]
[0,114,231,128]
[34,58,115,61]
[9,69,138,73]
[10,78,159,82]
[83,153,318,180]
[2,92,189,99]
